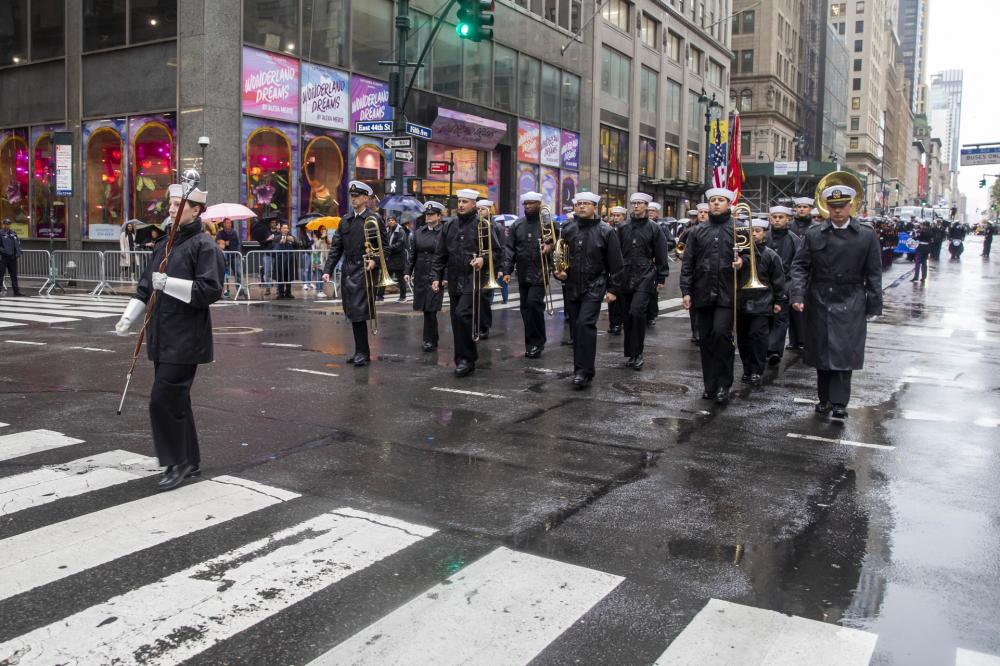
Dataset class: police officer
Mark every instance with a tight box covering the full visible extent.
[680,187,741,404]
[0,218,24,296]
[764,205,802,365]
[791,184,882,420]
[114,182,225,491]
[322,181,388,367]
[790,196,815,237]
[606,206,627,335]
[431,189,502,377]
[502,192,552,359]
[406,201,446,352]
[553,192,623,388]
[618,192,670,370]
[736,218,786,386]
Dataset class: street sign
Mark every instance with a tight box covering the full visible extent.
[54,132,73,196]
[428,160,451,175]
[393,149,414,163]
[355,121,393,134]
[405,122,433,140]
[384,136,413,150]
[960,144,1000,166]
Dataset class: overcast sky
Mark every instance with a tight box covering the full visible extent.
[926,0,994,216]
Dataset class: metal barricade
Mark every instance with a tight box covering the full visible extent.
[243,249,337,299]
[101,250,152,294]
[0,249,53,295]
[48,251,107,295]
[221,250,247,301]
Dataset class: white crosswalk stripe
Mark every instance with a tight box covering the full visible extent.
[0,429,84,462]
[0,294,259,328]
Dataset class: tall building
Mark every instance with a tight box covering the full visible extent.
[928,69,963,200]
[820,21,849,163]
[897,0,929,113]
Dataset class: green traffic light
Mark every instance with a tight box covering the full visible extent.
[457,22,471,36]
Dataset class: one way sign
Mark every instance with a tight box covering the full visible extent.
[393,149,414,162]
[384,136,413,150]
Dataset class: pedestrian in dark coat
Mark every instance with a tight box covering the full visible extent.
[406,201,446,351]
[430,189,503,377]
[983,221,995,258]
[0,218,24,296]
[322,181,388,367]
[552,191,624,388]
[764,205,802,364]
[791,185,882,420]
[617,192,669,370]
[502,191,553,358]
[114,182,224,491]
[382,216,407,301]
[737,219,786,385]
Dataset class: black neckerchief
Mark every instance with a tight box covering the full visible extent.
[771,227,789,238]
[709,211,732,225]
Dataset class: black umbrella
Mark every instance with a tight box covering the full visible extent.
[133,221,164,245]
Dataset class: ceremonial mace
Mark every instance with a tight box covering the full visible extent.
[116,169,200,415]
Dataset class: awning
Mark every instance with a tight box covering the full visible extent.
[430,108,508,151]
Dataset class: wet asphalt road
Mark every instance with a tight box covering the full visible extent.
[1,236,998,664]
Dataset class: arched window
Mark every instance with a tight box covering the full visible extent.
[85,127,124,229]
[246,127,292,221]
[303,135,344,216]
[354,144,385,200]
[131,122,174,224]
[32,132,66,238]
[0,134,29,237]
[739,89,753,112]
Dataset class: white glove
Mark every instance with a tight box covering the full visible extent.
[152,271,168,291]
[163,277,194,304]
[115,298,146,336]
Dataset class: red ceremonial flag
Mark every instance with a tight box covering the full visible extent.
[727,113,743,203]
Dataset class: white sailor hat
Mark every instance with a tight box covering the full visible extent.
[769,205,793,215]
[476,199,494,209]
[424,201,446,214]
[811,208,821,216]
[821,185,856,205]
[687,210,698,217]
[520,191,543,203]
[348,180,373,196]
[793,197,815,206]
[752,218,770,229]
[629,192,653,204]
[705,187,736,202]
[167,183,207,203]
[648,202,662,211]
[456,188,479,200]
[167,184,183,198]
[610,206,627,214]
[573,191,601,204]
[696,203,710,212]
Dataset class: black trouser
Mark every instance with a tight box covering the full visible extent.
[149,362,200,468]
[912,249,929,279]
[689,307,699,339]
[449,288,477,365]
[0,254,19,293]
[566,297,602,378]
[518,282,547,350]
[768,303,790,357]
[737,313,770,377]
[352,320,370,358]
[983,235,993,257]
[788,308,805,348]
[378,265,407,300]
[275,254,292,296]
[695,305,735,392]
[817,369,852,406]
[645,293,659,321]
[423,311,438,345]
[607,297,622,330]
[621,290,652,359]
[479,288,494,331]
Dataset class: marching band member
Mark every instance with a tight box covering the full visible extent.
[322,181,387,367]
[790,196,815,237]
[736,217,786,386]
[791,184,882,420]
[475,198,500,339]
[606,206,627,335]
[764,205,802,365]
[502,192,551,359]
[553,192,623,388]
[406,201,447,352]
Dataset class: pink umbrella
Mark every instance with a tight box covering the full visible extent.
[201,203,257,221]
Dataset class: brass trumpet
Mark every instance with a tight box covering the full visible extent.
[674,240,685,258]
[472,209,502,341]
[730,202,767,345]
[539,204,557,315]
[363,215,397,335]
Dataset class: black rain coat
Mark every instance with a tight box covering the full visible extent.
[406,223,445,312]
[555,217,623,301]
[323,209,388,323]
[737,243,786,315]
[679,212,739,308]
[617,216,670,293]
[430,211,503,294]
[503,214,552,285]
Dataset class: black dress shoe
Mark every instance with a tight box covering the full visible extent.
[631,354,644,370]
[715,387,730,404]
[166,464,202,479]
[351,353,370,367]
[647,319,657,327]
[478,328,490,339]
[624,356,635,368]
[831,405,848,419]
[749,373,762,387]
[571,373,592,388]
[422,342,437,352]
[609,325,622,335]
[454,361,475,377]
[814,401,832,414]
[702,390,715,400]
[768,353,781,366]
[158,463,195,492]
[740,374,751,383]
[525,346,542,359]
[785,344,798,351]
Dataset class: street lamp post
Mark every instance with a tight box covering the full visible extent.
[699,89,723,188]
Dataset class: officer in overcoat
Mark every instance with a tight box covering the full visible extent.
[115,182,224,491]
[791,184,882,419]
[406,201,446,351]
[322,181,388,367]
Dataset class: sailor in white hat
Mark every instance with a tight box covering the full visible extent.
[502,191,552,358]
[604,205,628,336]
[474,197,504,332]
[790,181,882,420]
[735,216,786,387]
[763,203,803,365]
[115,174,224,491]
[608,206,627,226]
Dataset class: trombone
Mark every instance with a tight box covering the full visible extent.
[539,204,557,315]
[731,202,767,344]
[472,208,502,341]
[362,215,397,335]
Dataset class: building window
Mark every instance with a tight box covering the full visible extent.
[854,39,863,52]
[518,54,541,118]
[830,2,846,16]
[570,0,582,32]
[352,0,393,76]
[686,151,700,181]
[850,116,860,131]
[853,58,862,72]
[31,0,65,61]
[741,10,755,33]
[667,31,681,62]
[855,20,863,33]
[601,45,631,101]
[33,131,66,238]
[851,96,861,109]
[303,0,348,66]
[663,144,679,177]
[640,66,658,116]
[544,0,556,23]
[557,0,570,29]
[246,127,293,222]
[302,133,344,216]
[852,78,861,91]
[562,72,581,130]
[687,90,701,137]
[708,59,723,87]
[836,22,845,35]
[639,137,656,177]
[666,79,681,123]
[540,62,560,125]
[599,124,629,209]
[85,125,125,231]
[130,119,174,223]
[640,14,658,50]
[464,41,493,107]
[130,0,177,43]
[739,89,752,112]
[244,0,297,54]
[494,44,517,113]
[688,46,703,75]
[0,133,29,236]
[850,136,859,149]
[83,0,126,51]
[432,21,462,97]
[740,131,751,156]
[601,0,630,33]
[740,49,753,73]
[856,1,865,11]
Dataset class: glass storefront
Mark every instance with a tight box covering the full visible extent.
[301,128,347,217]
[243,118,296,223]
[129,114,175,224]
[83,119,126,240]
[0,129,30,237]
[31,126,66,239]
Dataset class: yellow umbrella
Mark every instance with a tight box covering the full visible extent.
[306,216,340,231]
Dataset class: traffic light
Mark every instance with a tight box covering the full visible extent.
[457,0,494,42]
[981,177,987,188]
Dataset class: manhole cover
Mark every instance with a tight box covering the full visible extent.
[611,380,689,396]
[212,326,263,335]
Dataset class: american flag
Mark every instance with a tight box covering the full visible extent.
[711,120,727,188]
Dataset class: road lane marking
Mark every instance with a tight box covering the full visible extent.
[0,303,121,317]
[4,340,46,345]
[0,311,78,323]
[793,398,816,404]
[0,508,434,666]
[786,433,894,450]
[0,450,161,517]
[431,386,506,399]
[310,547,623,666]
[288,368,339,377]
[900,410,999,429]
[956,647,1000,666]
[260,342,302,348]
[0,322,25,328]
[0,429,85,462]
[69,346,115,353]
[0,475,299,602]
[0,298,125,311]
[654,598,877,665]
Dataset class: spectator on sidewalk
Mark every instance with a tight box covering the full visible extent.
[119,221,138,282]
[381,216,407,302]
[272,221,298,299]
[0,218,24,296]
[250,215,278,295]
[311,229,330,298]
[215,218,242,298]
